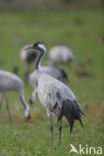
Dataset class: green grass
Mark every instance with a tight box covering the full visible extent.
[0,9,104,156]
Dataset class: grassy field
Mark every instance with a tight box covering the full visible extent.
[0,8,104,156]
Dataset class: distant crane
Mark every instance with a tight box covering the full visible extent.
[0,70,30,120]
[30,65,68,83]
[49,45,75,64]
[20,44,38,82]
[29,42,84,146]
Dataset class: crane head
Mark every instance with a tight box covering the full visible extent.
[33,42,46,54]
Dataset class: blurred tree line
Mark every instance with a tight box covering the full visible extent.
[0,0,103,10]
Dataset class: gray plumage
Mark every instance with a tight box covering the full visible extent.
[0,70,30,120]
[30,65,68,82]
[29,42,84,146]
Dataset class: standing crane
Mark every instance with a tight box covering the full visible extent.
[29,42,84,146]
[0,70,30,120]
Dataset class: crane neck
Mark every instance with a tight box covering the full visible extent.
[35,49,45,70]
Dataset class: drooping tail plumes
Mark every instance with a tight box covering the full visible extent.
[58,99,84,133]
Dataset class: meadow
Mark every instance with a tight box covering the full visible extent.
[0,8,104,156]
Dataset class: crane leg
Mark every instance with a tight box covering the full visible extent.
[0,94,4,114]
[20,96,26,109]
[49,114,53,147]
[20,95,30,120]
[5,97,12,121]
[58,120,62,146]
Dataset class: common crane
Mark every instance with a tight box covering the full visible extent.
[20,44,38,82]
[0,70,30,120]
[29,42,84,146]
